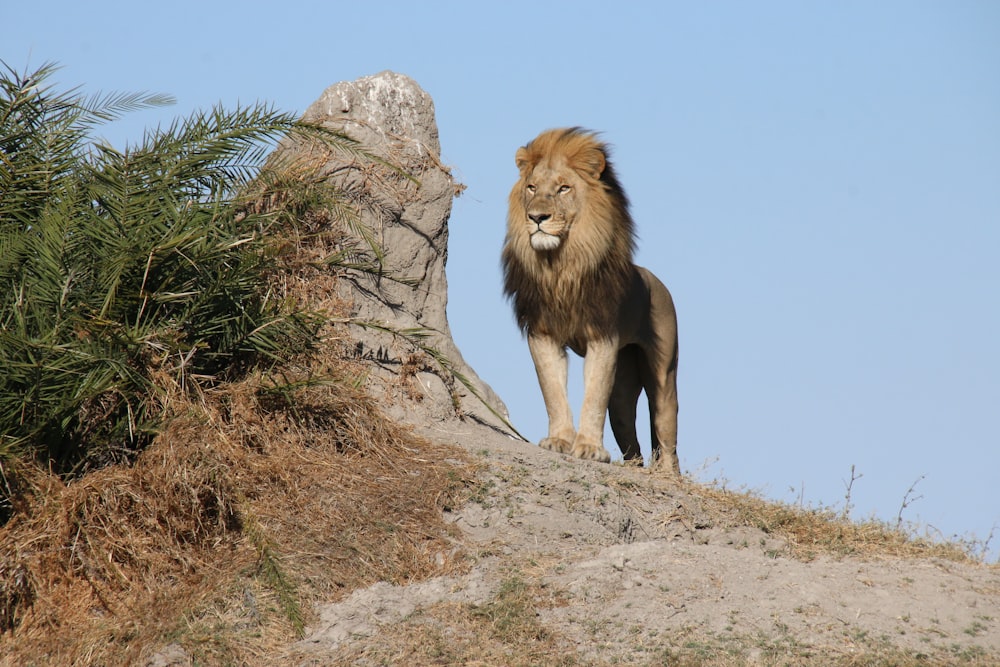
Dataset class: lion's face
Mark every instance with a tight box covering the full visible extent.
[514,148,604,252]
[504,127,633,349]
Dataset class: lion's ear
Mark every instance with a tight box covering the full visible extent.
[515,146,532,173]
[576,147,606,180]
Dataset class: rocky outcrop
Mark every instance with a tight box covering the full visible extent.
[282,71,511,432]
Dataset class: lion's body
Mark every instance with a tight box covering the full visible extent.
[501,128,680,472]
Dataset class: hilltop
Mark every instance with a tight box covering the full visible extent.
[288,418,1000,665]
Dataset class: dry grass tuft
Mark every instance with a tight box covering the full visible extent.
[691,481,978,563]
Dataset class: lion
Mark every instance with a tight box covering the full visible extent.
[501,127,680,473]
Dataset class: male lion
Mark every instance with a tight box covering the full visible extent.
[501,127,680,473]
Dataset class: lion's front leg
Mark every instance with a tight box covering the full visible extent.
[573,337,618,463]
[527,334,576,454]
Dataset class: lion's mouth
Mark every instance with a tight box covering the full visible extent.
[530,231,562,251]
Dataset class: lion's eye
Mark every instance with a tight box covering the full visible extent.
[525,184,536,193]
[558,185,571,194]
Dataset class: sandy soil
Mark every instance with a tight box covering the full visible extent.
[286,419,1000,665]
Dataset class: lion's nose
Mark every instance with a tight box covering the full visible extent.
[528,212,551,226]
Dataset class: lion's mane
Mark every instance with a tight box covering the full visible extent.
[501,128,636,347]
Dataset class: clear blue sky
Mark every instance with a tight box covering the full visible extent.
[5,1,999,557]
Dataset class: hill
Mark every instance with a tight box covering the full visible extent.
[286,419,1000,665]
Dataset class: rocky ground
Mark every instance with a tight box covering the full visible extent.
[282,419,1000,666]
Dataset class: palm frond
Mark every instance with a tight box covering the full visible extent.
[81,89,176,124]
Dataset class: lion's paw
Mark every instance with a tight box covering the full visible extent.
[539,437,573,454]
[571,437,611,463]
[650,449,681,476]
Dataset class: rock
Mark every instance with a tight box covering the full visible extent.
[293,569,496,655]
[144,643,190,667]
[279,71,512,433]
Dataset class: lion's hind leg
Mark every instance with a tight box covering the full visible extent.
[609,345,644,463]
[644,355,679,475]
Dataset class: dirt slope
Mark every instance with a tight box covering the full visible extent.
[284,420,1000,666]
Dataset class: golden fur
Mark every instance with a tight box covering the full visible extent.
[502,128,680,471]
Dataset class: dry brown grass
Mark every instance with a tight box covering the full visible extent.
[690,480,979,563]
[0,362,473,666]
